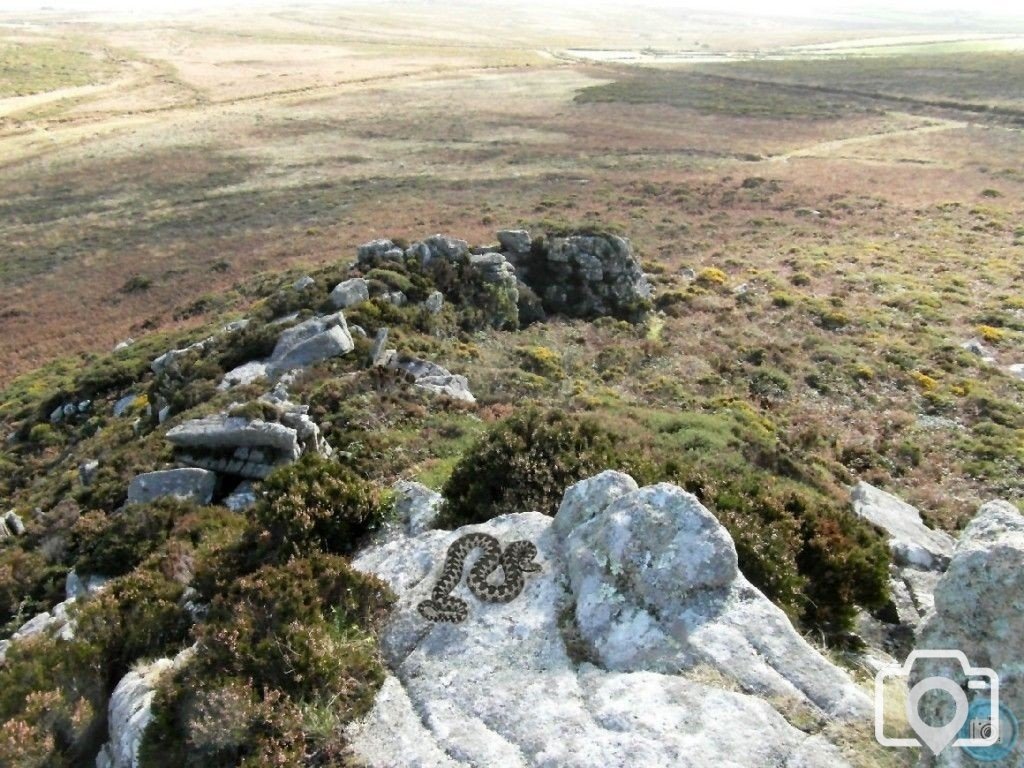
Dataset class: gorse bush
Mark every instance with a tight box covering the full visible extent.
[253,453,390,556]
[440,407,628,526]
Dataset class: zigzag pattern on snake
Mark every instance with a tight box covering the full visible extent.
[418,532,541,623]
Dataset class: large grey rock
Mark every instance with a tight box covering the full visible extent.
[910,500,1024,766]
[552,469,639,539]
[417,234,469,267]
[510,233,650,321]
[392,480,443,535]
[96,646,195,768]
[217,361,268,391]
[167,415,299,455]
[127,468,218,506]
[561,480,870,719]
[357,239,397,264]
[346,477,862,767]
[414,374,475,403]
[497,228,532,253]
[851,481,954,570]
[267,312,354,374]
[330,277,369,309]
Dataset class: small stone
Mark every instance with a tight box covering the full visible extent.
[224,481,257,512]
[369,328,390,367]
[293,275,316,290]
[424,291,444,314]
[79,459,100,487]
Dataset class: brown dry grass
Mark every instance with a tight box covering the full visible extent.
[1,4,1023,526]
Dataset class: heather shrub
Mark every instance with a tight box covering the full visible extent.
[439,407,627,526]
[252,453,390,556]
[69,498,203,577]
[141,554,393,768]
[0,569,190,767]
[0,546,65,632]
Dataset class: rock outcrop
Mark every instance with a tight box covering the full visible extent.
[910,499,1024,766]
[330,277,370,309]
[96,646,195,768]
[850,482,954,656]
[344,472,870,767]
[0,570,108,663]
[851,481,954,570]
[266,311,354,376]
[386,354,476,403]
[392,480,443,535]
[166,401,329,481]
[126,468,218,505]
[504,231,651,320]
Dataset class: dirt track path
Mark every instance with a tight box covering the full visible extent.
[767,117,966,162]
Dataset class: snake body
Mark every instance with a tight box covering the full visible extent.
[418,532,541,623]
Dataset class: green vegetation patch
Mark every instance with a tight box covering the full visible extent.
[0,40,115,98]
[575,68,862,119]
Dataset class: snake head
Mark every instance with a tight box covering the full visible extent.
[505,540,542,572]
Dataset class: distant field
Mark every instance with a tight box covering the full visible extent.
[574,69,876,119]
[0,39,115,97]
[701,52,1024,110]
[576,52,1024,119]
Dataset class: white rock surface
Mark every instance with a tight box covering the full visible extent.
[562,481,871,719]
[851,481,954,570]
[96,646,195,768]
[217,360,268,391]
[267,312,354,375]
[126,468,218,506]
[345,475,868,768]
[330,277,370,309]
[911,499,1024,766]
[392,480,443,535]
